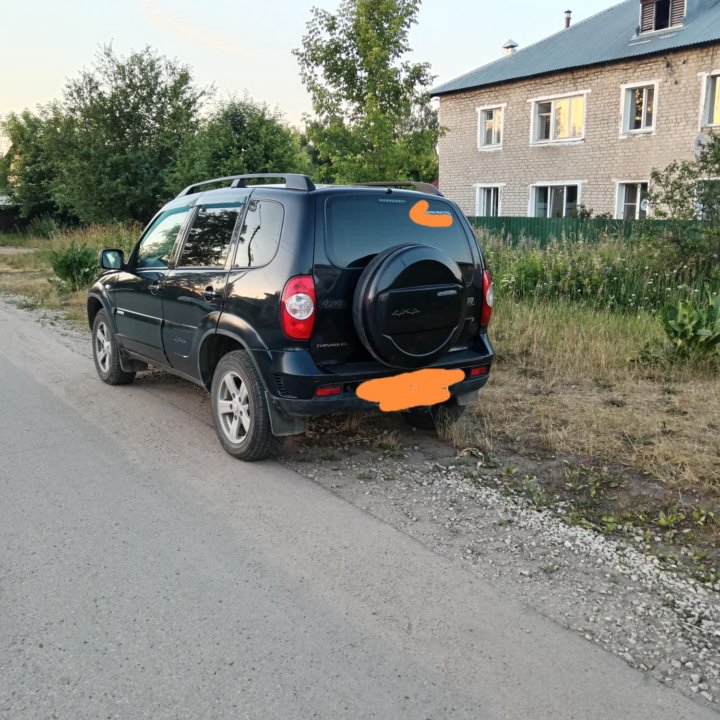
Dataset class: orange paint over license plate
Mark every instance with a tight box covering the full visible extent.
[356,368,465,412]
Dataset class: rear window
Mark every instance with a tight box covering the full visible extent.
[325,194,473,268]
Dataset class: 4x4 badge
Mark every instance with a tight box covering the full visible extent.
[392,308,420,317]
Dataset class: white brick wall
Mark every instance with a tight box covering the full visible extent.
[437,46,720,216]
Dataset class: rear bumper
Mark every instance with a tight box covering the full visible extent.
[255,335,494,419]
[273,375,490,417]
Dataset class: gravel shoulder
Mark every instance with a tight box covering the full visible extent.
[281,418,720,707]
[3,294,719,712]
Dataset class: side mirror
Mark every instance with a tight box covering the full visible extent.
[99,248,124,270]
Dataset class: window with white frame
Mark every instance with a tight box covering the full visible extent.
[702,75,720,127]
[616,182,649,219]
[532,95,585,143]
[532,184,579,217]
[477,106,504,148]
[639,0,685,33]
[476,185,501,217]
[622,83,656,133]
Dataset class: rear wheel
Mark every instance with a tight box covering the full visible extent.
[402,399,465,431]
[92,310,136,385]
[210,350,281,461]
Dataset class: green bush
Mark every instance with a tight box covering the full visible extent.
[659,295,720,358]
[28,215,61,238]
[49,242,97,291]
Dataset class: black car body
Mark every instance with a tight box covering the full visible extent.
[88,174,494,460]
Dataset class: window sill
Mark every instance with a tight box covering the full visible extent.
[531,138,585,147]
[620,128,656,137]
[478,145,503,152]
[632,25,682,41]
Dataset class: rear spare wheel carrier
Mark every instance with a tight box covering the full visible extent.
[352,244,467,369]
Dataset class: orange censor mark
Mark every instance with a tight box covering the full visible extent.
[356,368,465,412]
[409,200,454,228]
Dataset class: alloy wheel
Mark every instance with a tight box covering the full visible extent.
[216,371,251,443]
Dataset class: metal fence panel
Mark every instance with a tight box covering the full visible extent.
[467,216,667,245]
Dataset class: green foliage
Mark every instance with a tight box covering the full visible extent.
[170,98,310,192]
[294,0,439,183]
[2,46,207,225]
[0,152,9,191]
[0,109,65,219]
[49,242,97,291]
[27,215,62,238]
[51,45,207,224]
[659,294,720,358]
[645,133,720,271]
[485,234,718,313]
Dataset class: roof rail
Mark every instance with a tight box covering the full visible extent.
[177,173,316,198]
[354,181,443,197]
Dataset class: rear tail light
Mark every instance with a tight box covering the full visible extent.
[467,366,489,377]
[281,275,316,340]
[480,269,493,327]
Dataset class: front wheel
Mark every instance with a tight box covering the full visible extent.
[210,350,281,461]
[92,310,136,385]
[401,398,465,431]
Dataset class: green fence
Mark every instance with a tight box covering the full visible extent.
[467,216,665,246]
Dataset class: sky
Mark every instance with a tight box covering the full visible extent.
[0,0,617,145]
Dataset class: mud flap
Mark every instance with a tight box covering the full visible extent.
[119,350,148,373]
[265,391,308,436]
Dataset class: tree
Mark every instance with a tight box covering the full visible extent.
[0,152,8,192]
[293,0,439,183]
[646,134,720,268]
[52,45,207,224]
[170,98,311,193]
[0,109,65,219]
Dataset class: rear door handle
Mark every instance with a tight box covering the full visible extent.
[202,287,222,301]
[148,281,163,295]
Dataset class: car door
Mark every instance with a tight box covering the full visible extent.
[114,205,193,364]
[161,193,249,379]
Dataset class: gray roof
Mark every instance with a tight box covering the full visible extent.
[432,0,720,95]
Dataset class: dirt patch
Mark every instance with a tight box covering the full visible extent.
[0,246,37,255]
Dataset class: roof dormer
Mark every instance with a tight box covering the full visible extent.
[639,0,685,33]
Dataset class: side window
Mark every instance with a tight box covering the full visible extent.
[234,200,284,268]
[178,204,243,268]
[137,208,191,269]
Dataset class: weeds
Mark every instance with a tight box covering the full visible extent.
[485,234,718,313]
[49,242,97,292]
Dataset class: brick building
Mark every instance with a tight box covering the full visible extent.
[432,0,720,219]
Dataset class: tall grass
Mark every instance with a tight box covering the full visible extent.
[483,233,719,313]
[46,223,141,255]
[490,297,665,377]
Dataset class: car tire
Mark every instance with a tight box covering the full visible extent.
[210,350,281,461]
[401,398,465,432]
[92,310,136,385]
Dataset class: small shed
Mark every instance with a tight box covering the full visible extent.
[0,194,23,233]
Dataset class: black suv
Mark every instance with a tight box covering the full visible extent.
[88,174,494,460]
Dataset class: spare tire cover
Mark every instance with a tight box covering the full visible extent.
[352,244,467,369]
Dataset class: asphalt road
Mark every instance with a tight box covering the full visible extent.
[0,301,715,720]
